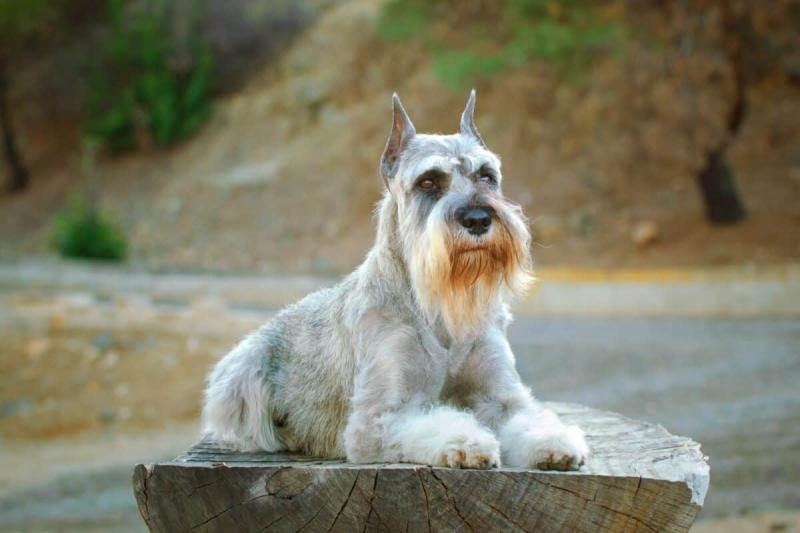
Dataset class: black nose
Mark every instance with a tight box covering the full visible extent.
[457,206,494,235]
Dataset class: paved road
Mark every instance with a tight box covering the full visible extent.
[1,316,798,530]
[0,424,197,532]
[510,317,800,519]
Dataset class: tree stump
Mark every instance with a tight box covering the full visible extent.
[132,403,709,532]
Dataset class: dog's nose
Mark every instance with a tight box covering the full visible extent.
[457,206,493,235]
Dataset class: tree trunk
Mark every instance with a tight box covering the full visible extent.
[697,147,746,224]
[695,1,747,225]
[133,403,710,533]
[0,57,29,192]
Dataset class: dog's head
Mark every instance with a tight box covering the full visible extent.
[380,91,533,337]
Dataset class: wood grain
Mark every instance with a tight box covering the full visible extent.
[133,402,709,532]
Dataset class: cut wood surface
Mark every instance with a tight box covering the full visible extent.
[132,402,709,532]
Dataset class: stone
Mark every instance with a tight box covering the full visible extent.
[632,221,660,247]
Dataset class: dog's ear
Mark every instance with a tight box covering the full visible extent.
[381,93,416,181]
[460,89,486,147]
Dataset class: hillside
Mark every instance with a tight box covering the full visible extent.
[1,0,799,274]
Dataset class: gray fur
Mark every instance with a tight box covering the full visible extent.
[460,88,486,147]
[380,93,416,181]
[203,91,589,469]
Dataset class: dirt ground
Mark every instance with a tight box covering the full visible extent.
[1,269,799,530]
[694,513,800,533]
[1,1,799,529]
[0,290,260,441]
[1,1,799,275]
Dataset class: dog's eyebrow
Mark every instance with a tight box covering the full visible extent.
[409,155,459,178]
[458,155,477,175]
[405,147,501,181]
[417,167,446,178]
[459,154,499,177]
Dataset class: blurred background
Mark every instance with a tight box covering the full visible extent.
[0,0,798,531]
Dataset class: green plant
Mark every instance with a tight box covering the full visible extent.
[84,0,214,151]
[433,50,509,88]
[52,198,127,261]
[504,14,624,82]
[377,0,623,87]
[376,0,431,41]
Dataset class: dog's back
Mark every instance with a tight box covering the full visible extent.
[202,278,360,456]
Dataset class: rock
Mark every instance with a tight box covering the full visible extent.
[97,408,117,424]
[84,346,100,361]
[212,161,283,187]
[312,257,334,275]
[130,337,158,352]
[319,104,348,127]
[161,354,178,368]
[293,75,333,108]
[632,221,660,247]
[114,383,130,397]
[24,338,50,360]
[103,351,120,369]
[0,400,33,419]
[570,211,598,236]
[185,336,200,354]
[189,297,226,316]
[63,292,95,307]
[92,333,115,352]
[533,214,565,244]
[166,197,184,214]
[49,314,64,332]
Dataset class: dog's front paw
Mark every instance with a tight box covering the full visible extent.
[440,431,501,469]
[532,424,588,471]
[511,424,589,471]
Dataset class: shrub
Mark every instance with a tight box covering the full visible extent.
[433,50,509,88]
[84,0,214,151]
[52,198,127,261]
[376,0,430,41]
[377,0,623,87]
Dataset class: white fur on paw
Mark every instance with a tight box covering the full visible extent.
[516,424,589,471]
[440,431,501,469]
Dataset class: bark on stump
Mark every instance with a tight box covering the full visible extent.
[132,402,709,532]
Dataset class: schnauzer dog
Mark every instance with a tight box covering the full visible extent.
[203,91,589,470]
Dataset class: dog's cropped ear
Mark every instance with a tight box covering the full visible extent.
[380,93,416,181]
[460,89,486,148]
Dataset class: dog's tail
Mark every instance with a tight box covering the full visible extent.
[202,333,283,452]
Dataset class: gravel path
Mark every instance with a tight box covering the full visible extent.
[1,266,798,530]
[509,317,800,519]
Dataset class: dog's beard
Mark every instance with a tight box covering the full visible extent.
[407,199,533,338]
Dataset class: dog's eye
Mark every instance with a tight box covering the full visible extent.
[415,170,445,192]
[479,174,496,185]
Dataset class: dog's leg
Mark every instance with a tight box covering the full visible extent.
[347,402,501,469]
[493,396,588,470]
[343,325,500,469]
[458,330,589,470]
[381,405,500,468]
